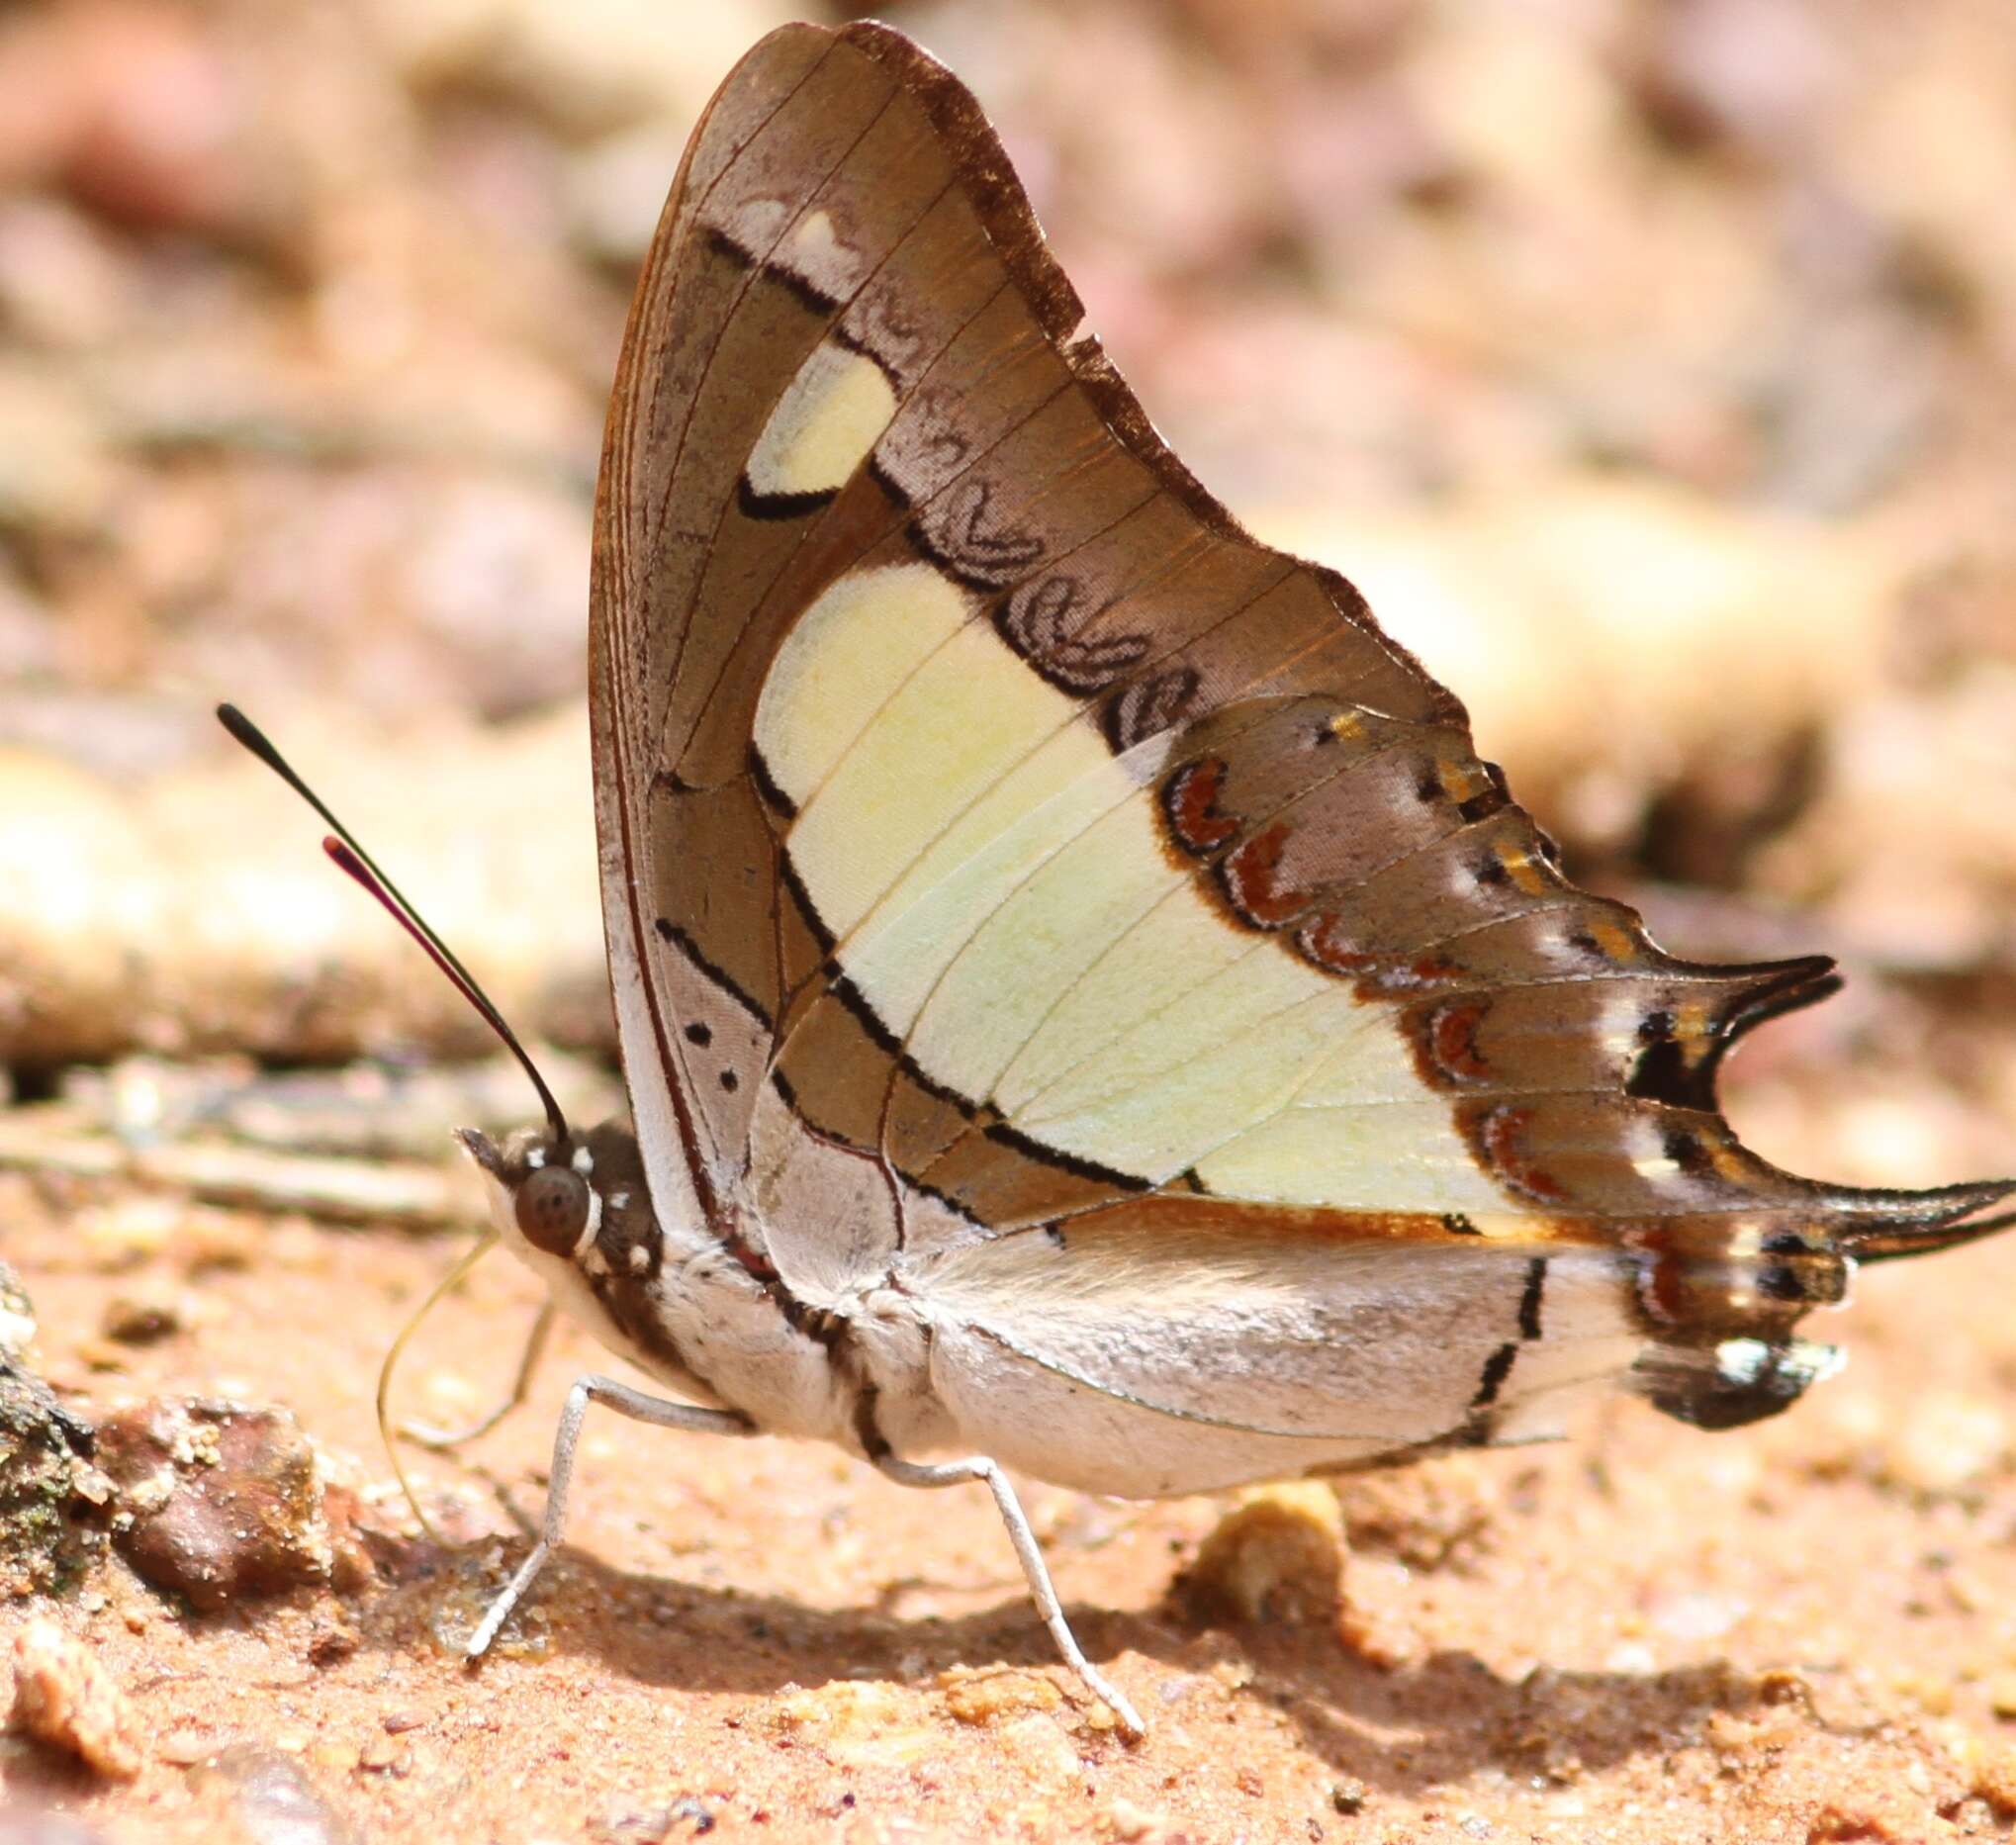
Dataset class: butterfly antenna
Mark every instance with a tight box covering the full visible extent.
[216,703,570,1145]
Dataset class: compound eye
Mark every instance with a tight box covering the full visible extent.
[515,1165,591,1256]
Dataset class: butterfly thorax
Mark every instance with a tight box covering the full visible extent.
[458,1120,867,1446]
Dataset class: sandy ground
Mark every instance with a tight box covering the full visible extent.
[8,1116,2016,1843]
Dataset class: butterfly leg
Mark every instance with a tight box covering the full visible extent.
[401,1299,558,1450]
[875,1453,1145,1739]
[465,1373,755,1660]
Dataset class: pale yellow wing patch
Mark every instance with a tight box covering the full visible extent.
[745,337,899,501]
[786,597,1079,936]
[990,889,1253,1114]
[1194,1103,1512,1214]
[1022,980,1363,1183]
[904,768,1186,1096]
[754,562,970,805]
[757,555,1531,1217]
[840,722,1160,1035]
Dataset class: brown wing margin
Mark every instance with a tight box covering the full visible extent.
[835,23,1456,724]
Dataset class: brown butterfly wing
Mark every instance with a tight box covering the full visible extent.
[591,22,2011,1432]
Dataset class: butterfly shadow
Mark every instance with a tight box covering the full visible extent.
[352,1530,1787,1795]
[1229,1625,1805,1798]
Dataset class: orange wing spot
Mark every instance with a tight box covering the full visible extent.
[1640,1247,1694,1327]
[1328,710,1365,743]
[1060,1192,1598,1250]
[1479,1105,1567,1202]
[1299,912,1374,973]
[1164,757,1238,855]
[1494,839,1549,896]
[1428,999,1492,1082]
[1707,1135,1749,1184]
[1586,917,1640,965]
[1437,758,1488,802]
[1675,998,1716,1065]
[1222,821,1309,927]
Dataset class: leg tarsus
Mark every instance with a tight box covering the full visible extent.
[464,1374,753,1660]
[876,1452,1145,1740]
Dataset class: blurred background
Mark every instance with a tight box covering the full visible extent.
[1,0,2013,1193]
[7,13,2016,1831]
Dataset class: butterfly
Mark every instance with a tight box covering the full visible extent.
[226,22,2013,1739]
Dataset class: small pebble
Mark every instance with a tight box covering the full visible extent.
[938,1666,1063,1726]
[93,1396,333,1611]
[1331,1779,1369,1814]
[8,1620,140,1781]
[772,1682,935,1769]
[1973,1740,2016,1815]
[156,1728,214,1767]
[306,1623,359,1668]
[100,1292,183,1345]
[354,1732,412,1776]
[1181,1482,1343,1623]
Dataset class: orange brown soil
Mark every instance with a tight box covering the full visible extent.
[9,1141,2016,1842]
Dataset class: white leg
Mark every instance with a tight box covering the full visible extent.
[465,1374,754,1659]
[402,1299,558,1450]
[876,1453,1145,1739]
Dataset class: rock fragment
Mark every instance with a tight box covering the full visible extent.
[99,1290,185,1345]
[93,1397,332,1611]
[771,1681,936,1769]
[8,1617,140,1780]
[189,1743,360,1845]
[0,1274,107,1598]
[1178,1482,1344,1623]
[939,1665,1064,1726]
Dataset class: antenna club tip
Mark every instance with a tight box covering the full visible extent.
[213,704,569,1156]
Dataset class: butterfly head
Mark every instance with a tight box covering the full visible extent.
[457,1121,657,1281]
[457,1126,594,1258]
[213,702,603,1253]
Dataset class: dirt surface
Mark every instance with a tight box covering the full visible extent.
[6,0,2016,1839]
[8,1112,2016,1843]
